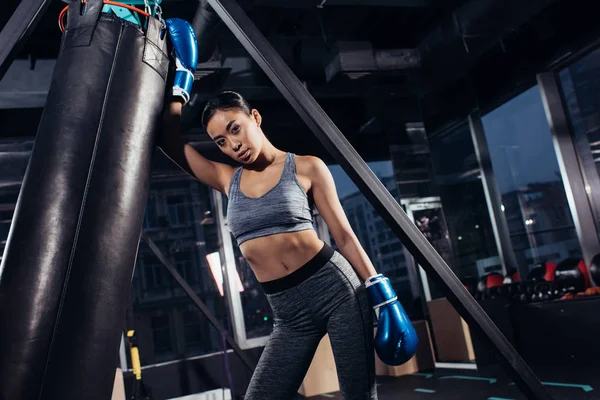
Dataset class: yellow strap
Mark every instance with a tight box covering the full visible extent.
[130,347,142,380]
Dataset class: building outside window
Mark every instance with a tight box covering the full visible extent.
[481,86,582,272]
[328,161,422,318]
[428,123,499,287]
[128,160,233,366]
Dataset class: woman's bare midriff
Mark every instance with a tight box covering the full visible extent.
[239,229,326,282]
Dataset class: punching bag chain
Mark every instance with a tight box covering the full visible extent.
[58,1,152,32]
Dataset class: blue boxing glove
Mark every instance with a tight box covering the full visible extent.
[366,274,418,365]
[165,18,198,105]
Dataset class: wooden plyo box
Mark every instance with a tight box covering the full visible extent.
[427,297,475,362]
[374,320,435,377]
[298,334,339,397]
[111,368,126,400]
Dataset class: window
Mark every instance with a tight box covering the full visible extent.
[166,194,190,226]
[341,195,374,260]
[481,85,582,271]
[328,161,422,320]
[559,47,600,238]
[429,124,499,283]
[221,194,275,341]
[182,309,203,352]
[143,197,158,230]
[131,163,231,366]
[144,263,165,289]
[174,252,195,283]
[151,315,173,356]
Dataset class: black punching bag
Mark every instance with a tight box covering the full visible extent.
[0,2,168,399]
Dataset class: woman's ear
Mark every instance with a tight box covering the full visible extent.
[252,109,262,127]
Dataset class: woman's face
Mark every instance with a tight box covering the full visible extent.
[206,108,263,164]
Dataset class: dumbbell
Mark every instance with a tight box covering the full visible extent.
[554,258,588,297]
[476,272,504,300]
[523,262,557,302]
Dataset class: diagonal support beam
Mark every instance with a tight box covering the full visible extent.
[0,0,53,82]
[204,0,553,399]
[140,232,257,373]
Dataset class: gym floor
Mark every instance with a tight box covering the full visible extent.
[296,367,599,400]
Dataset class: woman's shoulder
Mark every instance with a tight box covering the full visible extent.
[292,154,328,177]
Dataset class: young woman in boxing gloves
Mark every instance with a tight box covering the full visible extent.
[161,19,418,400]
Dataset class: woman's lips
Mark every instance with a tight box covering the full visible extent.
[239,149,251,161]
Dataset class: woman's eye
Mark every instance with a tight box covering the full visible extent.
[217,139,225,146]
[232,125,240,134]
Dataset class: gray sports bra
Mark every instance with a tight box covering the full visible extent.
[226,153,314,245]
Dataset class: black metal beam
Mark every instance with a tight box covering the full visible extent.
[0,0,53,82]
[204,0,553,399]
[140,232,257,373]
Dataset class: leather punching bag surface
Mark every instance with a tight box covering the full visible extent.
[0,3,168,399]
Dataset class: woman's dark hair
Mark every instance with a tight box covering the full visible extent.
[201,91,252,128]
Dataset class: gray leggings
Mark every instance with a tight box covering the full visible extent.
[245,244,378,400]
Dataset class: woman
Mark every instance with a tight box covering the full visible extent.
[160,91,378,399]
[160,21,417,399]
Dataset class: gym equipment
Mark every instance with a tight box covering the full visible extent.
[554,258,588,295]
[366,274,418,365]
[528,261,557,282]
[475,272,504,300]
[504,269,520,284]
[126,330,153,400]
[165,18,199,104]
[124,303,153,400]
[0,2,168,399]
[497,269,522,303]
[590,253,600,286]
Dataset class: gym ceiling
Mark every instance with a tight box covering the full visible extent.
[0,0,598,166]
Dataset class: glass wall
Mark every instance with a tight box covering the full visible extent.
[558,47,600,240]
[327,160,424,319]
[130,152,233,365]
[220,193,274,341]
[428,124,499,288]
[481,86,582,273]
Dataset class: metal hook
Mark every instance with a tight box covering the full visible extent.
[155,4,165,26]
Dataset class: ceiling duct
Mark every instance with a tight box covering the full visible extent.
[325,41,420,84]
